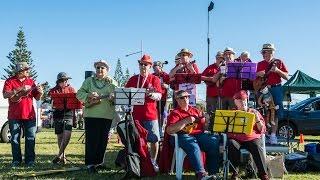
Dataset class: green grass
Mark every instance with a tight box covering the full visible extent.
[0,129,320,179]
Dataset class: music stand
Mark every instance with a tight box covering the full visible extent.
[227,62,257,91]
[50,93,83,110]
[114,87,146,178]
[213,110,255,180]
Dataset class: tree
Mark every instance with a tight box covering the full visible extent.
[123,68,130,86]
[2,27,38,80]
[113,58,124,86]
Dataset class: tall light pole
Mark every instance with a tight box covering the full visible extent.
[207,1,214,66]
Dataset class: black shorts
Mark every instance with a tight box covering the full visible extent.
[54,118,73,134]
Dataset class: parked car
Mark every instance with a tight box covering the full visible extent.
[278,96,320,139]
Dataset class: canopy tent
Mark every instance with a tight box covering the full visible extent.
[283,70,320,97]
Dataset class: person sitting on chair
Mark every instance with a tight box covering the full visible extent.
[228,90,269,180]
[165,90,220,179]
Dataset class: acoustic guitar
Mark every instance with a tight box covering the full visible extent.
[84,93,113,108]
[10,82,48,103]
[253,59,280,92]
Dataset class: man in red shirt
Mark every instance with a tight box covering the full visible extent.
[217,47,241,110]
[228,90,269,180]
[202,51,224,114]
[153,61,170,137]
[256,43,288,144]
[2,62,43,168]
[125,54,162,171]
[166,90,219,179]
[169,48,200,107]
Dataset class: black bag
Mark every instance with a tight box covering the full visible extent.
[116,116,141,178]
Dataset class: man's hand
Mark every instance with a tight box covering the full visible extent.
[256,71,266,77]
[88,92,99,99]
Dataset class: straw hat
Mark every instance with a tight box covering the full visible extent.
[261,43,276,52]
[224,47,235,54]
[15,62,30,72]
[177,48,193,58]
[94,60,110,71]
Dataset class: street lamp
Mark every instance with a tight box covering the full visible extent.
[207,1,214,66]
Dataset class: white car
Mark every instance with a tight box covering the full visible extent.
[0,80,42,143]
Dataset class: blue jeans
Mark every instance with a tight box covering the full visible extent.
[269,85,284,119]
[9,119,36,164]
[172,133,220,175]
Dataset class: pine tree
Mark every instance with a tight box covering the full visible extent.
[113,58,124,86]
[2,27,38,80]
[123,68,130,86]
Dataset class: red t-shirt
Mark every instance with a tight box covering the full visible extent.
[2,76,39,120]
[256,59,288,85]
[228,108,266,142]
[167,105,205,135]
[202,63,219,97]
[125,74,162,121]
[221,77,241,98]
[170,63,200,90]
[153,71,170,101]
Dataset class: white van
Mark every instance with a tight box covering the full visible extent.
[0,80,42,143]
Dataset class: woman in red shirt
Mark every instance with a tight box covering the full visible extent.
[228,90,269,180]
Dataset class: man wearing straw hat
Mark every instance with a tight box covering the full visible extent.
[256,43,288,144]
[2,62,43,168]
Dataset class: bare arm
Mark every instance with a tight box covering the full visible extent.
[166,116,194,134]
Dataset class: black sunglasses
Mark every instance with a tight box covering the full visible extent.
[139,62,149,67]
[96,66,106,70]
[178,96,189,100]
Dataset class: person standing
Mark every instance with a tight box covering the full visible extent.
[49,72,76,164]
[256,43,288,144]
[217,47,242,110]
[2,62,43,168]
[125,54,162,172]
[153,61,170,137]
[76,60,118,173]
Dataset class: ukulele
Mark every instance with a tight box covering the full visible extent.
[10,82,48,103]
[253,59,280,92]
[84,93,114,108]
[181,115,205,134]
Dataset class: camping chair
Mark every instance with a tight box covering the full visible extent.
[170,133,227,180]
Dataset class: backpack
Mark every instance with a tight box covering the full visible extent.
[116,114,141,178]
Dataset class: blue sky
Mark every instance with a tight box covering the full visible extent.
[1,0,320,101]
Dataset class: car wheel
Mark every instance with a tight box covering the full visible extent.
[1,121,11,143]
[277,121,296,139]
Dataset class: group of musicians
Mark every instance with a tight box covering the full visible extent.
[2,43,288,180]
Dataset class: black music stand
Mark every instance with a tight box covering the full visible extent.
[213,110,255,180]
[114,87,146,179]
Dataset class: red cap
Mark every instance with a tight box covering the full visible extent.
[233,90,248,100]
[138,54,153,65]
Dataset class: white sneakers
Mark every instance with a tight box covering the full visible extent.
[151,159,159,172]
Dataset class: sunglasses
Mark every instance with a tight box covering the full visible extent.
[139,62,149,67]
[96,66,106,70]
[178,96,189,100]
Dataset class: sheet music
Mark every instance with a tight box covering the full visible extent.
[178,83,196,106]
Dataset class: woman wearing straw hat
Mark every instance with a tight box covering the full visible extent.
[76,60,118,173]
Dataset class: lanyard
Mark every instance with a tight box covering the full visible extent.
[137,74,148,88]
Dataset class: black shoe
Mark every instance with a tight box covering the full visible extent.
[52,157,66,164]
[11,161,21,169]
[26,161,35,168]
[87,166,97,174]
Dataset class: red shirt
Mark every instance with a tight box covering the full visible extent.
[153,71,170,101]
[2,76,39,120]
[202,63,219,97]
[125,74,162,121]
[170,63,200,90]
[221,77,241,98]
[257,59,288,85]
[228,108,266,142]
[167,105,205,135]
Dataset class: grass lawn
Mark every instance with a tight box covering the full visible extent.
[0,129,320,179]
